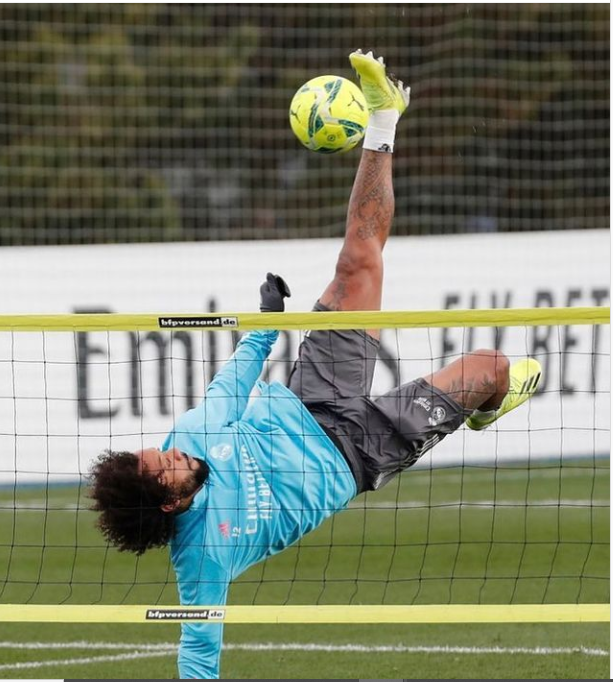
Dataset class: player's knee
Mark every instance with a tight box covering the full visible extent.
[472,349,510,389]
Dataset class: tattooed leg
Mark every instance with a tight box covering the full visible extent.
[423,349,511,411]
[319,150,394,339]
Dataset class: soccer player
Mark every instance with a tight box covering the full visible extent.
[89,51,542,679]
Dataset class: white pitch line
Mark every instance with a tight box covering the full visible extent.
[0,641,608,671]
[3,498,608,511]
[350,499,609,509]
[407,467,611,483]
[236,643,610,657]
[0,641,175,651]
[0,650,173,671]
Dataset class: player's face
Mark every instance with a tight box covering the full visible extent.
[137,447,205,501]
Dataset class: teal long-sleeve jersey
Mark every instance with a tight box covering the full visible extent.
[161,330,357,679]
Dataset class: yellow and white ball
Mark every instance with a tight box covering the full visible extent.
[289,75,369,154]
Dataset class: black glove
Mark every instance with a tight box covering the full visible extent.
[259,273,291,312]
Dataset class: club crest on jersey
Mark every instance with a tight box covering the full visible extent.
[428,406,447,426]
[209,443,233,461]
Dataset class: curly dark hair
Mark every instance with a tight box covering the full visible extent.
[88,450,177,556]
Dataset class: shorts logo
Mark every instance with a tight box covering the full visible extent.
[428,406,447,426]
[210,443,233,461]
[413,397,432,412]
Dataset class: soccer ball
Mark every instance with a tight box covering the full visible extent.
[289,75,369,154]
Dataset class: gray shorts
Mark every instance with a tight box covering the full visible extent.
[287,302,469,493]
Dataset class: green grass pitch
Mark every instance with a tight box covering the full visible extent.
[0,461,608,679]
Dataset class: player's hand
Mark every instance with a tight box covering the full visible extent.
[259,273,291,312]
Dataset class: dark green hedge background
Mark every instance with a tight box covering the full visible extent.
[0,4,609,245]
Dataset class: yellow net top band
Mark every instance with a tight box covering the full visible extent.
[0,306,608,332]
[0,604,608,624]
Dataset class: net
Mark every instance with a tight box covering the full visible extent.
[0,308,609,623]
[0,3,609,246]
